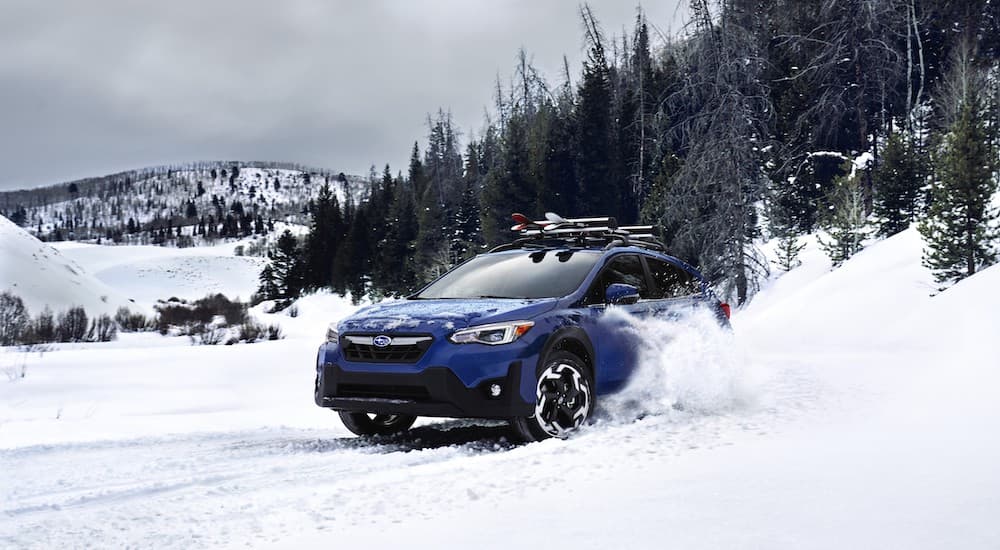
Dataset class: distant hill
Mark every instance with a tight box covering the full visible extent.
[0,161,367,245]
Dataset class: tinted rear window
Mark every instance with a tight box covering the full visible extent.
[415,250,601,299]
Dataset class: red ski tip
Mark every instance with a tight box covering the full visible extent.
[719,303,731,319]
[511,213,530,224]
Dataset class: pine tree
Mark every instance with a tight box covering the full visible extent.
[818,169,872,267]
[408,142,426,201]
[264,230,304,306]
[774,234,807,272]
[452,146,483,261]
[376,178,420,296]
[256,264,280,303]
[302,182,343,289]
[575,6,617,218]
[919,93,998,284]
[874,132,922,237]
[334,207,373,303]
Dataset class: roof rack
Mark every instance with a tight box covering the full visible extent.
[489,212,668,253]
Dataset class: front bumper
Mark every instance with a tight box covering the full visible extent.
[314,361,533,418]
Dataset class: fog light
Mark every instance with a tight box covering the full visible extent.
[489,383,503,398]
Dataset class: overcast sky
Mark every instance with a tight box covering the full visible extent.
[0,0,686,190]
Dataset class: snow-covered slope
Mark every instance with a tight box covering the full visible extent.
[738,227,936,352]
[52,239,267,309]
[0,215,141,316]
[1,226,999,549]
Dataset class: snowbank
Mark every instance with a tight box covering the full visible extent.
[738,227,935,352]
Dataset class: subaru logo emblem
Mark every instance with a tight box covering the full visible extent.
[372,335,392,348]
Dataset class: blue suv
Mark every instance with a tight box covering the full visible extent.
[314,214,730,441]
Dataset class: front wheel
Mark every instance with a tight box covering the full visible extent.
[511,350,594,442]
[338,411,417,436]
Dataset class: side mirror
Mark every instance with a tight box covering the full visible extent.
[605,283,640,305]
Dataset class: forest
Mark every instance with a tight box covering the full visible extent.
[259,0,999,306]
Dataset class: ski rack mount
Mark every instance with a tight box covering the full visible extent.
[490,212,667,253]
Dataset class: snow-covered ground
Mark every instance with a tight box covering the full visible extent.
[2,227,999,548]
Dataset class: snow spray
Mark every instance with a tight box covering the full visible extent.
[594,307,757,423]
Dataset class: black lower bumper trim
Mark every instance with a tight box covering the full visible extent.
[314,363,533,419]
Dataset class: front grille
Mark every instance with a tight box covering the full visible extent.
[337,383,431,401]
[341,334,433,363]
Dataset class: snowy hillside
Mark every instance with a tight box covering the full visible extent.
[2,227,999,548]
[0,162,367,244]
[0,215,139,316]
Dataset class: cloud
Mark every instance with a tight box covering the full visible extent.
[0,0,685,190]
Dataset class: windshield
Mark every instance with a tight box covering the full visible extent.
[414,250,601,299]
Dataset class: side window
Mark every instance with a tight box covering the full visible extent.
[647,258,701,299]
[584,254,649,305]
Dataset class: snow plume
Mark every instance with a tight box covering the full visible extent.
[595,307,757,423]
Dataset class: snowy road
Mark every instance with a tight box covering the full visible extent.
[2,352,828,548]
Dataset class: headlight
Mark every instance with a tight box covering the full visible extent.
[449,321,534,345]
[326,323,339,343]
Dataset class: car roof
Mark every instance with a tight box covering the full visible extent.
[481,246,707,283]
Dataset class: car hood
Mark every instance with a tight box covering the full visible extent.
[337,298,559,337]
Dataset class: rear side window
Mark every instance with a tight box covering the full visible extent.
[647,258,701,298]
[584,254,650,305]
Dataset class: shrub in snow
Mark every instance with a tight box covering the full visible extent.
[87,314,118,343]
[0,291,30,346]
[31,307,56,343]
[154,294,280,344]
[115,307,152,332]
[193,327,228,346]
[56,307,89,343]
[237,321,263,342]
[155,293,248,334]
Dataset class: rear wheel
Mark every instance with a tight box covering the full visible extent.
[511,350,593,442]
[338,411,417,436]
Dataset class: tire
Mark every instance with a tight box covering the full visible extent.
[511,350,594,442]
[338,411,417,437]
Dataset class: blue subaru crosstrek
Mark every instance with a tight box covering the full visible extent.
[314,214,731,441]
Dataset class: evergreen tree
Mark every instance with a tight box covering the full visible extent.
[919,93,998,284]
[263,230,304,306]
[774,234,807,272]
[256,264,280,302]
[408,142,427,200]
[334,207,373,303]
[575,6,617,218]
[373,174,420,296]
[302,182,343,289]
[873,132,922,237]
[543,71,578,217]
[818,168,872,267]
[415,113,463,275]
[480,114,538,246]
[452,143,484,260]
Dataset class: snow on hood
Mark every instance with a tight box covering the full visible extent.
[337,297,558,336]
